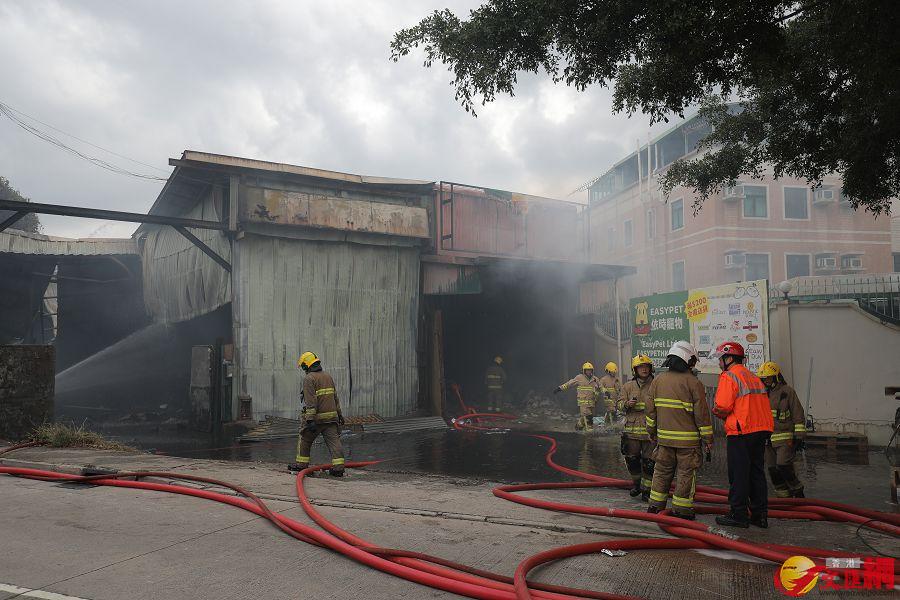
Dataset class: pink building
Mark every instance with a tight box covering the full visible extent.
[586,115,895,300]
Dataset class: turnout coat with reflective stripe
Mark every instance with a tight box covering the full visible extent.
[768,382,806,446]
[598,374,622,408]
[619,376,653,440]
[302,370,341,424]
[713,364,774,436]
[484,365,506,390]
[645,370,713,448]
[559,373,601,406]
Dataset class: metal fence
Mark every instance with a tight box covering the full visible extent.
[593,302,632,342]
[769,274,900,324]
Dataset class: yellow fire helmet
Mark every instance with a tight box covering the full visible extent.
[605,361,618,373]
[582,362,594,372]
[494,356,504,365]
[631,354,653,369]
[757,361,781,378]
[298,351,320,370]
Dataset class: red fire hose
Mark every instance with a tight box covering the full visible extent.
[2,414,898,600]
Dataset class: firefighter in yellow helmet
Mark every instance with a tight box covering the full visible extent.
[484,355,507,413]
[598,362,622,424]
[617,355,656,499]
[758,361,807,498]
[554,362,601,431]
[288,351,346,476]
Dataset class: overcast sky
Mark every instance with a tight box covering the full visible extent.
[0,0,672,238]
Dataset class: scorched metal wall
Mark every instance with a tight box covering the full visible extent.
[236,234,419,420]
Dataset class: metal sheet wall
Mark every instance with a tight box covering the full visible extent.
[141,190,232,323]
[237,235,419,420]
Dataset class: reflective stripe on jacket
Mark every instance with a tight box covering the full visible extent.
[713,364,774,436]
[619,375,653,440]
[645,370,713,448]
[598,374,622,409]
[302,370,341,424]
[560,373,601,406]
[768,382,806,446]
[485,365,506,390]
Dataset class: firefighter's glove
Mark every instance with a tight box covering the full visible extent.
[794,438,805,452]
[552,387,561,395]
[304,420,317,434]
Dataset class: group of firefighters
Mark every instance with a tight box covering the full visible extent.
[551,340,806,527]
[288,341,807,528]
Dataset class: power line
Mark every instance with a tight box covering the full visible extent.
[0,100,169,174]
[0,100,167,182]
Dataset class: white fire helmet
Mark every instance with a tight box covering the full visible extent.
[667,340,698,363]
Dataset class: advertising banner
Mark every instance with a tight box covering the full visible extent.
[630,280,769,374]
[629,290,690,368]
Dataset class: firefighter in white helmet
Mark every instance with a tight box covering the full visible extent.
[554,362,601,431]
[645,341,714,520]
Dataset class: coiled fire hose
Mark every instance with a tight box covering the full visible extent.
[2,415,898,600]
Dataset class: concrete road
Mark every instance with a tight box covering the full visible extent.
[1,448,897,599]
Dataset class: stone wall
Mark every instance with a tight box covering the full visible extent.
[0,345,54,441]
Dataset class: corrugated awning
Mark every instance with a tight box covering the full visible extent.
[0,228,137,256]
[474,256,635,282]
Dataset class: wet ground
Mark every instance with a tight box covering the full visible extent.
[87,422,899,512]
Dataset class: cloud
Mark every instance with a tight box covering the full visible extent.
[0,0,665,237]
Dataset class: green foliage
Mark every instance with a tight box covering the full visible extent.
[391,1,900,214]
[0,176,41,233]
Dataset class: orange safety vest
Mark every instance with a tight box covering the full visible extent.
[713,364,774,436]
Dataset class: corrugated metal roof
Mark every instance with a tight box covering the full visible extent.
[181,150,433,187]
[236,234,419,420]
[0,229,137,256]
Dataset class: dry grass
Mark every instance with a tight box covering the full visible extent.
[30,423,136,452]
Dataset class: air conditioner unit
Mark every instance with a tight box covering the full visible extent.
[723,185,745,201]
[815,256,837,269]
[724,252,746,268]
[813,189,835,204]
[842,256,863,270]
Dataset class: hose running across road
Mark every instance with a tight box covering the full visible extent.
[2,414,898,600]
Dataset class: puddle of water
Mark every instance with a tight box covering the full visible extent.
[102,424,897,511]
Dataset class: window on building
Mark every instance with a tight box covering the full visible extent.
[606,227,615,251]
[786,254,810,279]
[784,187,809,219]
[671,198,684,231]
[745,253,770,281]
[646,209,656,239]
[743,185,768,218]
[672,260,685,291]
[623,219,633,247]
[894,253,900,273]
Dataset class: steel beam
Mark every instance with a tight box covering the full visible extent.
[172,226,232,272]
[0,198,228,231]
[0,210,29,233]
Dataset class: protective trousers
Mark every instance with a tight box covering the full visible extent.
[623,438,655,493]
[726,431,769,520]
[295,422,345,473]
[765,443,803,497]
[576,404,593,430]
[486,390,503,413]
[648,445,700,517]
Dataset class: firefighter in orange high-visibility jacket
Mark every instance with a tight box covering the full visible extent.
[484,356,507,413]
[554,362,601,431]
[598,362,622,424]
[758,361,807,498]
[617,354,656,500]
[645,341,714,520]
[288,352,345,476]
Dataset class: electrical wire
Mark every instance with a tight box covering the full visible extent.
[0,100,167,182]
